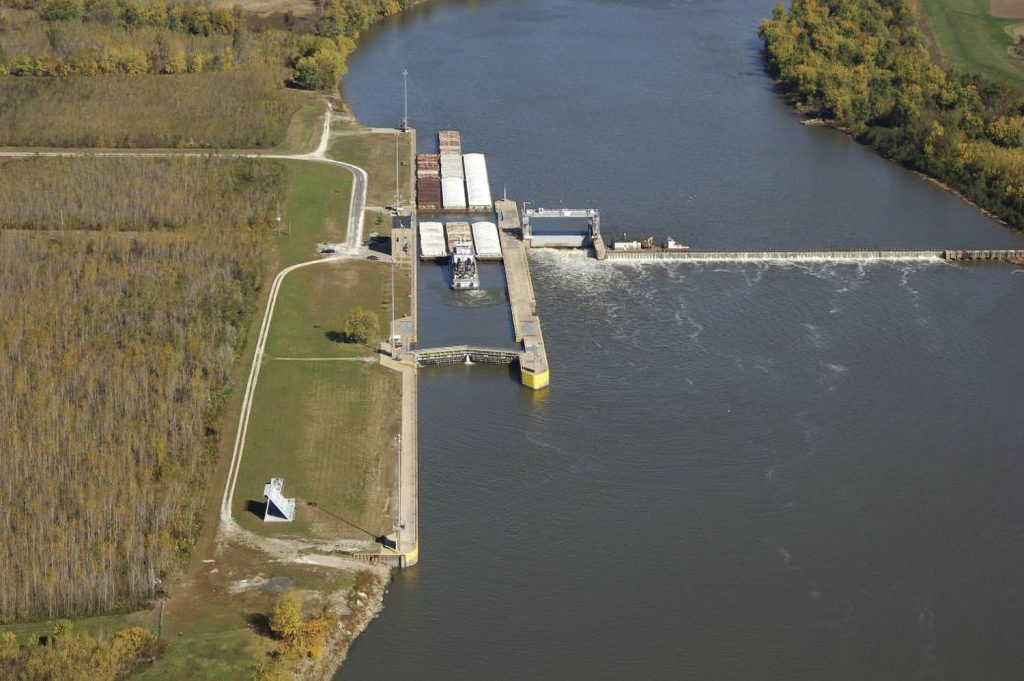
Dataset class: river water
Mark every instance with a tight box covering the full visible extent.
[339,1,1024,679]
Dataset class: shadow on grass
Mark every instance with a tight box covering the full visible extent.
[246,613,273,639]
[245,500,267,519]
[307,501,378,540]
[325,330,347,343]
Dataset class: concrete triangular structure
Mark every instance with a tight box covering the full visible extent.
[262,478,296,522]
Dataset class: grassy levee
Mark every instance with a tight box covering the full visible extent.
[329,130,414,207]
[144,144,408,675]
[919,0,1024,86]
[266,260,411,358]
[274,159,353,265]
[275,94,333,155]
[233,360,401,541]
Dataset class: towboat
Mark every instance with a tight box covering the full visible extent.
[450,241,480,290]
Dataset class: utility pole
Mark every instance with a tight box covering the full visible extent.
[401,69,409,132]
[395,130,401,209]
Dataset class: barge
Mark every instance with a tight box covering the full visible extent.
[444,221,473,253]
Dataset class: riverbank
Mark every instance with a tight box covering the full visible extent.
[761,0,1024,230]
[290,571,390,681]
[798,116,1013,227]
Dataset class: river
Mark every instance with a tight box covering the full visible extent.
[338,1,1024,679]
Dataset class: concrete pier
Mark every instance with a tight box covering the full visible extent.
[496,199,550,390]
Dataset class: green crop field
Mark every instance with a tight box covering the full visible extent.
[919,0,1024,86]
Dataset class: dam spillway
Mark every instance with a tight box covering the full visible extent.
[574,249,1024,264]
[601,250,944,263]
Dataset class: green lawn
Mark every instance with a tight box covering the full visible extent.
[233,360,400,541]
[0,610,158,643]
[328,131,413,207]
[919,0,1024,86]
[275,93,330,155]
[275,160,353,267]
[265,259,409,358]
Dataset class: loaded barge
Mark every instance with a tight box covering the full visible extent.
[416,130,495,214]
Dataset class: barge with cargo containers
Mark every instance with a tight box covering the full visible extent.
[415,130,496,214]
[471,221,502,260]
[418,221,448,260]
[444,221,474,253]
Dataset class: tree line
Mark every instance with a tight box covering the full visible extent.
[3,0,243,35]
[0,620,161,680]
[760,0,1024,226]
[1,0,418,88]
[0,18,291,76]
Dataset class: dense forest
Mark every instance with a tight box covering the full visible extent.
[0,157,284,229]
[0,230,265,620]
[760,0,1024,226]
[0,159,284,621]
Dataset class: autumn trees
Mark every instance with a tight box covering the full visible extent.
[760,0,1024,226]
[0,156,284,229]
[342,306,380,345]
[0,0,419,149]
[1,0,417,91]
[0,620,161,679]
[0,158,285,621]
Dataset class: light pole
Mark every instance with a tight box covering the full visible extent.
[401,69,409,131]
[395,130,401,210]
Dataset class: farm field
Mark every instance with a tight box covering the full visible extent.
[0,69,301,148]
[919,0,1024,86]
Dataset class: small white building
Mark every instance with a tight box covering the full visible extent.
[262,478,296,522]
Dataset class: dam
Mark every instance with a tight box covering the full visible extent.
[598,249,1024,263]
